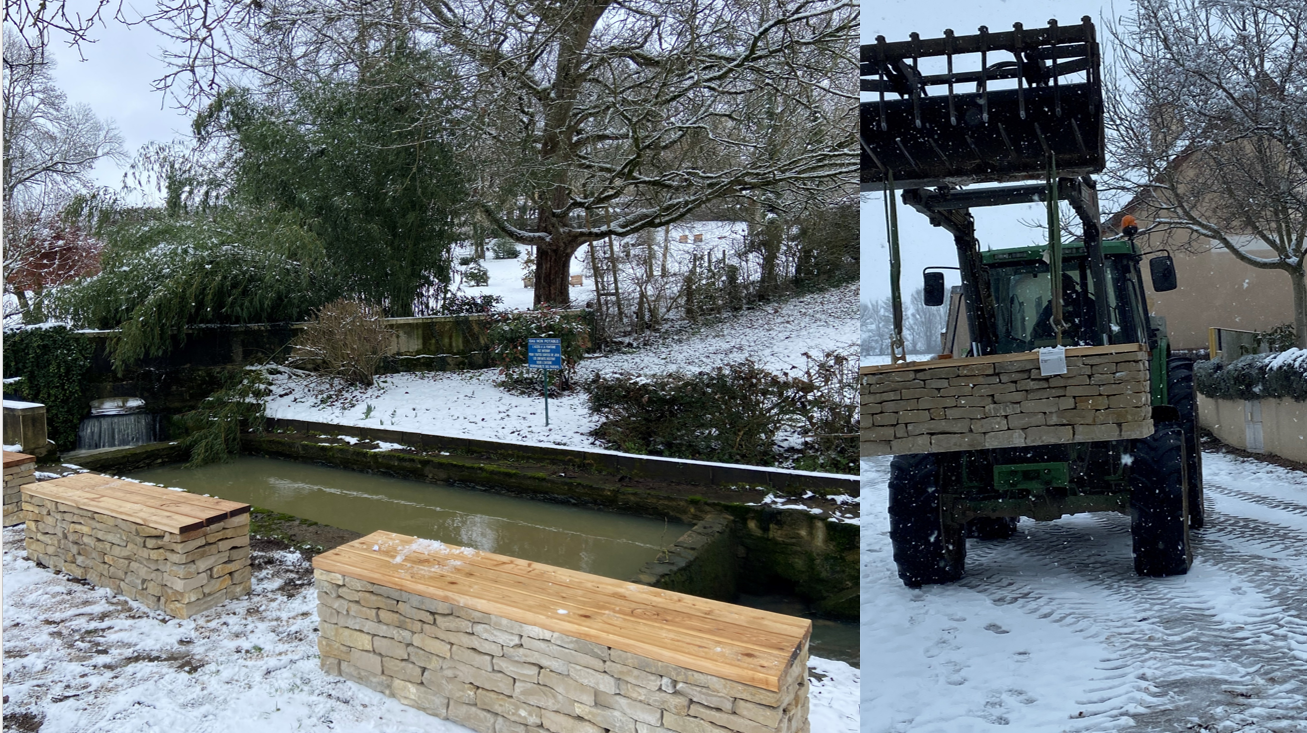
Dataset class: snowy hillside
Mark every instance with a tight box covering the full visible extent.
[265,282,857,452]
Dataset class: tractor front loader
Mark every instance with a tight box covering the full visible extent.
[860,18,1202,587]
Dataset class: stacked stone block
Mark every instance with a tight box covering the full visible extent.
[23,491,252,618]
[315,568,810,733]
[862,345,1154,456]
[3,451,36,526]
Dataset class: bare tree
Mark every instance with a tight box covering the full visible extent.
[129,0,857,307]
[3,28,125,319]
[1103,0,1307,345]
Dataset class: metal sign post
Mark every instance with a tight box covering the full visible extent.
[527,338,562,426]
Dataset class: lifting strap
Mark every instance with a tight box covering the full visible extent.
[1047,161,1065,347]
[885,173,907,364]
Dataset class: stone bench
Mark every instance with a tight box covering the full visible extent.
[4,451,36,526]
[861,343,1155,456]
[22,473,252,619]
[313,530,812,733]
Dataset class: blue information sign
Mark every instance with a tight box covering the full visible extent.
[527,338,563,370]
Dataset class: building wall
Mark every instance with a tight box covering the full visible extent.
[1139,231,1297,351]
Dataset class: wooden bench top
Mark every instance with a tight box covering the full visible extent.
[4,451,36,469]
[859,342,1147,375]
[22,473,250,535]
[314,530,812,692]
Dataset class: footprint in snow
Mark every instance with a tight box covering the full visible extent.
[985,623,1010,634]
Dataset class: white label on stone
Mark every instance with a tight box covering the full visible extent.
[1038,347,1068,376]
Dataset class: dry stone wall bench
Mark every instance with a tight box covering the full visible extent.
[4,451,36,526]
[22,473,252,618]
[314,530,813,733]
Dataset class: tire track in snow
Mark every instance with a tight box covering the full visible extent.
[956,480,1307,731]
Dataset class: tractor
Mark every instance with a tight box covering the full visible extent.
[861,18,1202,586]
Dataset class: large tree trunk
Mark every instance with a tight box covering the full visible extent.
[1291,267,1307,348]
[534,243,576,307]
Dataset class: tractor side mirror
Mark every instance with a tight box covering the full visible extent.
[1149,255,1178,292]
[924,271,946,306]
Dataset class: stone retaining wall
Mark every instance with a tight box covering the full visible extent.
[862,345,1154,456]
[631,514,737,601]
[315,569,810,733]
[23,494,252,618]
[3,452,35,526]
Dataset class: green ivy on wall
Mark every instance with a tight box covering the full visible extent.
[3,325,92,450]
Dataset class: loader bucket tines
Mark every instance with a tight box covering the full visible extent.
[860,17,1105,191]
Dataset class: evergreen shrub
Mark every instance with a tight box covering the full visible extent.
[1195,349,1307,402]
[490,239,521,260]
[487,308,591,391]
[464,262,490,287]
[442,294,503,315]
[585,361,803,466]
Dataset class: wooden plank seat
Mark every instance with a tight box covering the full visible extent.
[314,530,813,733]
[3,451,36,526]
[23,474,252,618]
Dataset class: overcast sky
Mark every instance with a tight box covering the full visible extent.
[860,1,1128,304]
[44,18,195,201]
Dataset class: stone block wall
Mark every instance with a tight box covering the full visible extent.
[315,568,810,733]
[3,452,35,526]
[862,345,1154,456]
[632,513,738,602]
[23,494,252,618]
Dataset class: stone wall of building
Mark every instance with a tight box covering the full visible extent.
[862,345,1154,456]
[3,452,35,526]
[23,493,251,618]
[315,568,810,733]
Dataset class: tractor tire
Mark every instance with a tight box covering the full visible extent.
[1130,423,1193,577]
[966,517,1020,540]
[889,453,966,587]
[1168,356,1205,529]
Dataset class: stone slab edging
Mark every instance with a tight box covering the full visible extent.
[313,530,811,733]
[264,417,858,494]
[22,473,252,618]
[631,513,737,601]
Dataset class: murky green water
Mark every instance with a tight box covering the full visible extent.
[737,594,860,668]
[128,456,687,580]
[127,456,860,667]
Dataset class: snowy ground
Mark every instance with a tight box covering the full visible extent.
[265,282,857,452]
[1,530,859,733]
[860,448,1307,732]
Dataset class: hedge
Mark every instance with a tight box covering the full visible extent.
[1194,349,1307,402]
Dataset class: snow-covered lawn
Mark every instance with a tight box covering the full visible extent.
[451,220,749,312]
[1,529,859,732]
[860,450,1307,732]
[265,282,857,452]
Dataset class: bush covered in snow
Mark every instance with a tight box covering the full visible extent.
[1195,349,1307,401]
[585,355,858,473]
[586,361,803,465]
[488,307,591,391]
